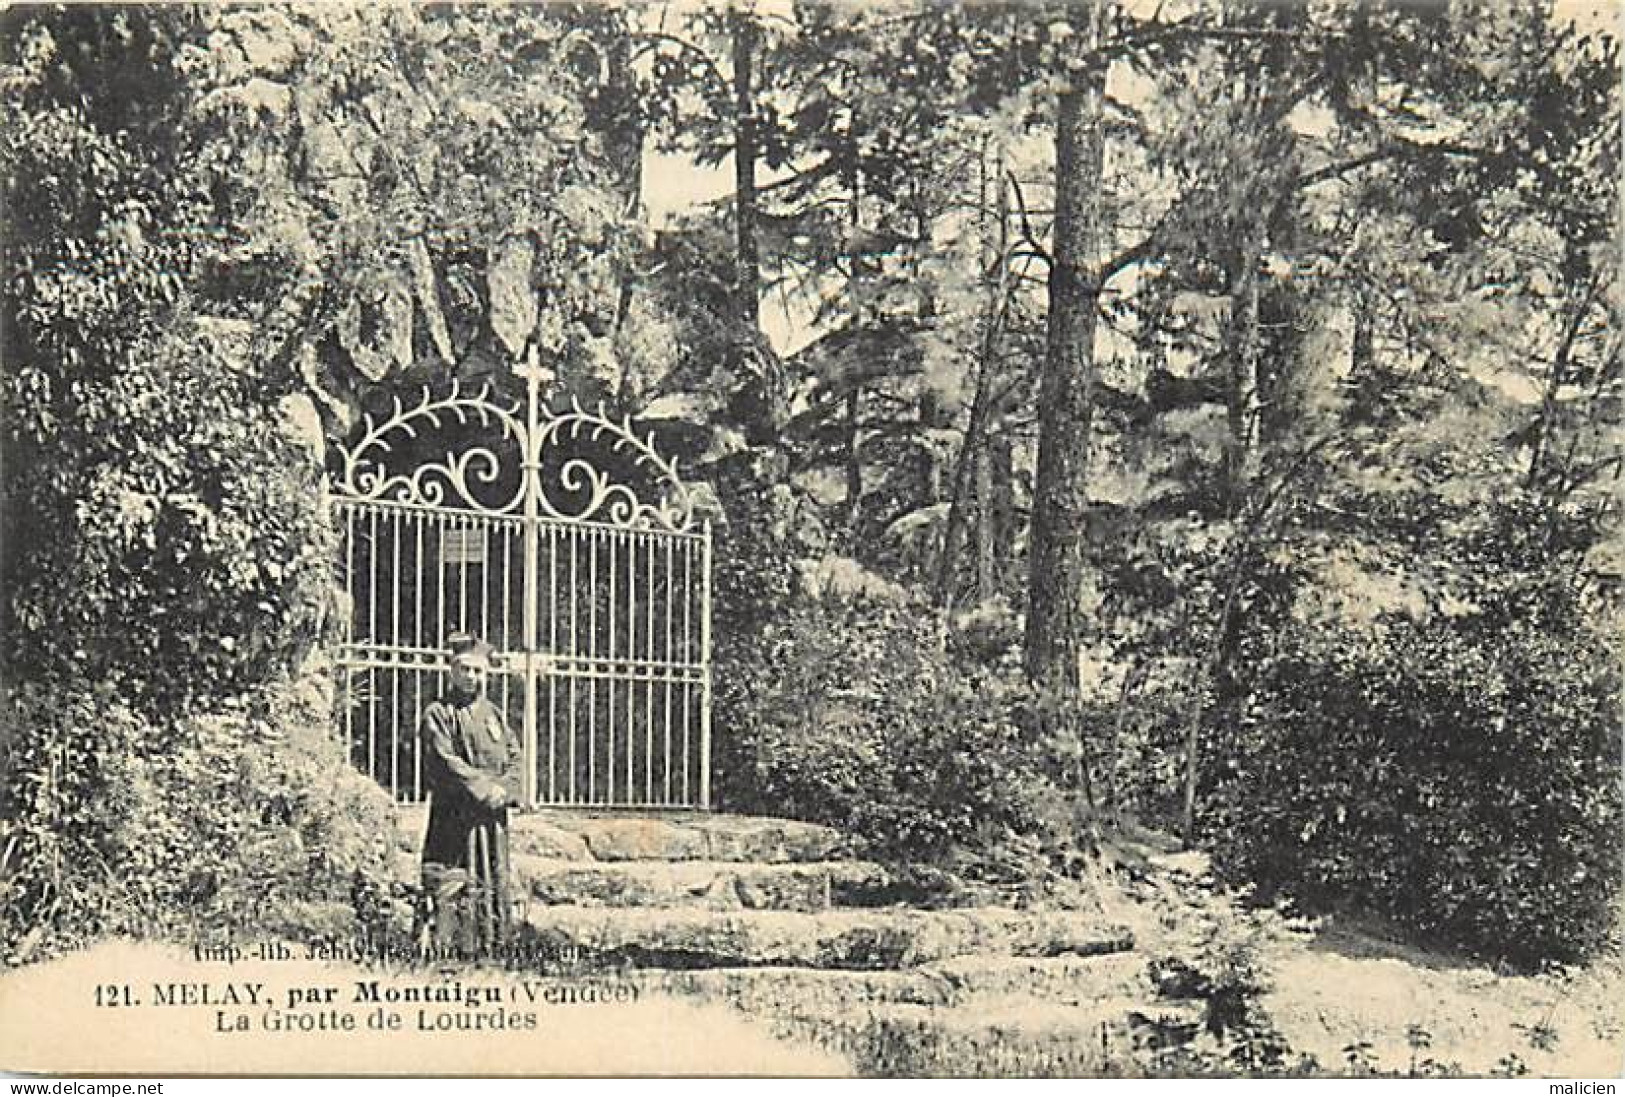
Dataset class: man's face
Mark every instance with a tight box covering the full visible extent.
[449,654,490,696]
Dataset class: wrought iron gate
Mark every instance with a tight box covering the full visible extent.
[330,354,712,808]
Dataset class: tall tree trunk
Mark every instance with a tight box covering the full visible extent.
[922,389,944,502]
[845,388,863,529]
[597,24,644,350]
[992,432,1014,587]
[844,150,865,534]
[975,439,996,602]
[613,138,642,341]
[1186,197,1268,825]
[1024,31,1109,691]
[1343,278,1384,431]
[731,10,759,336]
[1222,211,1266,513]
[608,36,644,359]
[1183,75,1294,836]
[936,139,1010,608]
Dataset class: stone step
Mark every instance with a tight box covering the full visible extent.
[641,957,1207,1077]
[392,846,960,913]
[515,856,881,913]
[520,905,1133,971]
[505,958,1194,1076]
[395,805,848,864]
[390,850,886,914]
[511,856,956,913]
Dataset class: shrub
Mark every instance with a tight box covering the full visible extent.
[1068,657,1194,832]
[2,320,333,718]
[1204,601,1622,967]
[0,671,394,960]
[708,452,815,644]
[715,596,1059,870]
[1138,868,1314,1076]
[0,16,388,960]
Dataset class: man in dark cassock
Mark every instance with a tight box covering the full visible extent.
[420,632,523,956]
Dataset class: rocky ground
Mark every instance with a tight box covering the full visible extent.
[382,807,1623,1077]
[2,808,1617,1077]
[1263,922,1624,1077]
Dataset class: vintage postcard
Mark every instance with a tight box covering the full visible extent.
[1,0,1620,1079]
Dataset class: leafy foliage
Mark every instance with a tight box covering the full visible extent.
[0,674,394,959]
[717,595,1054,869]
[1138,868,1314,1076]
[2,0,1620,980]
[181,5,649,418]
[1205,575,1622,967]
[5,323,333,715]
[0,7,383,958]
[2,10,333,714]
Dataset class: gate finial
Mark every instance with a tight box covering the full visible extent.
[514,345,555,390]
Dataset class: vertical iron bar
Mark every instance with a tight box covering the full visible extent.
[569,524,579,804]
[488,520,504,736]
[478,517,490,648]
[501,523,512,657]
[342,502,355,772]
[436,511,447,663]
[547,521,558,804]
[411,658,422,802]
[645,528,655,804]
[457,513,469,632]
[700,521,713,808]
[390,509,401,800]
[663,535,674,805]
[607,526,617,804]
[520,351,543,808]
[626,532,637,803]
[442,515,454,773]
[501,520,512,734]
[367,507,379,792]
[587,526,598,803]
[414,510,425,801]
[681,536,693,805]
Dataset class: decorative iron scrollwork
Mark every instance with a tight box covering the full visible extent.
[533,399,697,531]
[333,380,698,532]
[335,382,527,514]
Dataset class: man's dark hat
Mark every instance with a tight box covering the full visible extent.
[446,632,495,661]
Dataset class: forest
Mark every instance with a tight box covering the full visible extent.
[0,0,1620,1065]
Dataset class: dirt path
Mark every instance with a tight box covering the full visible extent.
[1263,925,1624,1077]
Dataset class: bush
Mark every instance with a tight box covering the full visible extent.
[0,671,394,960]
[3,320,333,717]
[715,596,1061,870]
[1204,603,1622,967]
[0,19,388,960]
[1138,867,1314,1076]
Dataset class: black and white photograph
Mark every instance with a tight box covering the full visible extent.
[0,0,1620,1079]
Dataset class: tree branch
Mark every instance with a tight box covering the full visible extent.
[1004,169,1051,266]
[1108,20,1340,58]
[1293,134,1494,193]
[630,31,730,98]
